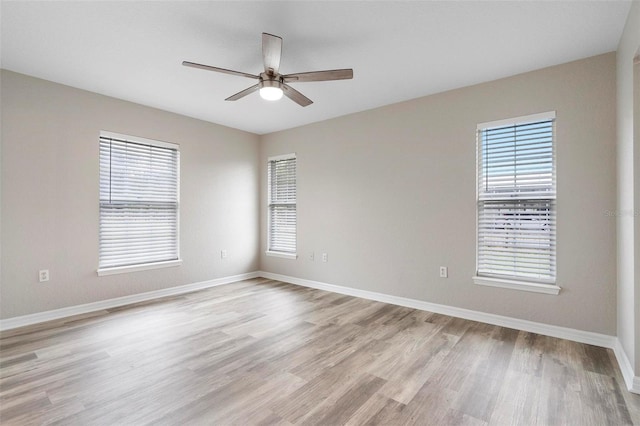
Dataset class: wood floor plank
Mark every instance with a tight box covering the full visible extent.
[453,326,518,422]
[344,392,404,425]
[1,278,638,425]
[376,332,455,404]
[488,369,544,425]
[300,373,386,425]
[10,397,85,426]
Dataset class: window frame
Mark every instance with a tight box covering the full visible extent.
[473,112,560,295]
[266,153,297,260]
[97,131,182,276]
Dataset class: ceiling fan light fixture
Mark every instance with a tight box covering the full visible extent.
[260,86,283,101]
[259,80,283,101]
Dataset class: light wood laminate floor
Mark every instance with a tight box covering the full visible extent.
[1,278,639,425]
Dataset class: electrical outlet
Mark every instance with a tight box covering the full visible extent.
[322,253,328,263]
[221,250,228,259]
[439,266,448,278]
[39,269,50,282]
[309,252,314,261]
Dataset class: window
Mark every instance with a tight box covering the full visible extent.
[98,132,181,275]
[267,153,297,259]
[474,112,559,294]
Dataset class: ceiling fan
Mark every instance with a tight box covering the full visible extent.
[183,33,353,107]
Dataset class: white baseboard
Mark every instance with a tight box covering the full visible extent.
[613,339,640,393]
[2,269,638,394]
[0,271,260,331]
[259,271,614,346]
[259,271,640,394]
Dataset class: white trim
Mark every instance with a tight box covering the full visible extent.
[267,152,296,162]
[473,276,561,295]
[1,269,637,394]
[613,339,640,394]
[477,110,556,130]
[261,271,640,394]
[100,130,179,150]
[177,149,181,263]
[259,271,610,347]
[265,251,297,260]
[97,259,183,276]
[0,272,260,331]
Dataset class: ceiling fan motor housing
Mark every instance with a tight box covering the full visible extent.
[259,78,282,90]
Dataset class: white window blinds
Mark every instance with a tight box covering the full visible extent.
[477,112,556,284]
[99,133,179,269]
[268,154,297,254]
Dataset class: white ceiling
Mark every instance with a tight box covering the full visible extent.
[1,1,631,135]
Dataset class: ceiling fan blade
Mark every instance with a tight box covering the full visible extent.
[182,61,259,80]
[282,83,313,107]
[283,69,353,83]
[225,83,261,101]
[262,33,282,75]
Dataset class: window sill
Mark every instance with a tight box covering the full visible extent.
[97,259,182,276]
[265,251,297,260]
[473,276,561,295]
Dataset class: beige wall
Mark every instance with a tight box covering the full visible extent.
[0,52,620,339]
[1,70,260,318]
[617,0,640,374]
[260,53,618,335]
